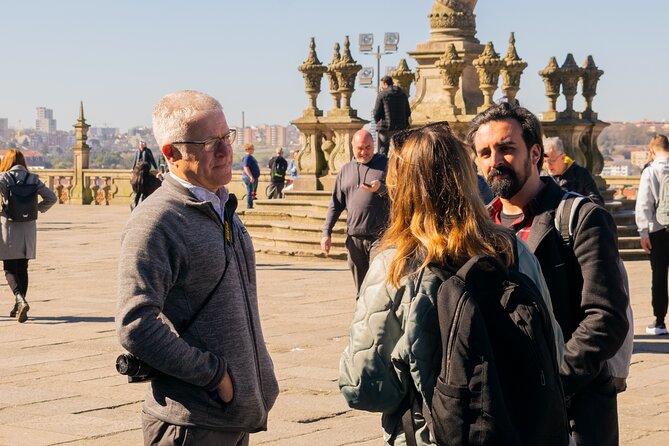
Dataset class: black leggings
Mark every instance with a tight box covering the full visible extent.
[4,259,29,297]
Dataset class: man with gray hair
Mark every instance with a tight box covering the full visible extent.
[116,90,279,445]
[543,136,604,205]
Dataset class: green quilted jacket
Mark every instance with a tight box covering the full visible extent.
[339,240,563,446]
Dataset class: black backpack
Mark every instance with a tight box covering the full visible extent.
[426,255,569,446]
[3,173,39,222]
[270,157,287,181]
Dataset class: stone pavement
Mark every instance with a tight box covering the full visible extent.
[0,205,667,445]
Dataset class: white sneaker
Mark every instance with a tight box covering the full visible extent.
[646,321,668,335]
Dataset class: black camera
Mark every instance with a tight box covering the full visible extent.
[115,353,156,383]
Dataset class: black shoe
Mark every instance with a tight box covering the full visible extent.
[15,294,29,323]
[646,320,668,335]
[9,302,18,318]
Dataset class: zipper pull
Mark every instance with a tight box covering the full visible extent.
[539,370,546,386]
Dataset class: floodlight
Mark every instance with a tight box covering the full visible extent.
[359,67,374,86]
[359,33,374,52]
[384,32,399,52]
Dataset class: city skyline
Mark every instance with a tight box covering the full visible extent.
[1,0,667,131]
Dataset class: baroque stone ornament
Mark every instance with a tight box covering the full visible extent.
[390,59,415,96]
[560,54,581,117]
[436,44,466,114]
[327,43,341,110]
[472,42,504,111]
[333,36,362,112]
[298,37,327,116]
[500,32,527,105]
[430,0,478,36]
[539,57,562,117]
[581,55,604,119]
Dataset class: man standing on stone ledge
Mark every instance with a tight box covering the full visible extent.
[469,102,628,446]
[117,90,278,446]
[373,76,411,155]
[321,129,389,292]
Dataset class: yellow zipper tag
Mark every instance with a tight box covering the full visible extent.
[225,221,231,243]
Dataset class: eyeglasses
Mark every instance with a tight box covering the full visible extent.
[172,129,237,152]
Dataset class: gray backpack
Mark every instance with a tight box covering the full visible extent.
[656,170,669,226]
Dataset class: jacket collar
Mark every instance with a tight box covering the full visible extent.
[525,177,564,252]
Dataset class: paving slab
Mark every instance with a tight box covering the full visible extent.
[0,205,666,444]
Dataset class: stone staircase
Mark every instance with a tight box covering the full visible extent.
[238,191,348,260]
[239,190,646,262]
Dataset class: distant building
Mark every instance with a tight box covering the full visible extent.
[90,127,120,139]
[631,150,650,169]
[35,107,57,133]
[601,160,639,177]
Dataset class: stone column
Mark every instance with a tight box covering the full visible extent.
[581,55,603,121]
[559,54,581,119]
[326,43,341,111]
[390,59,415,97]
[70,102,92,204]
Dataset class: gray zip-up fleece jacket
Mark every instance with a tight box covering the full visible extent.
[116,175,279,431]
[322,153,390,238]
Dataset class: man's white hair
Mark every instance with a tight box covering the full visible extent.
[152,90,223,147]
[543,136,565,154]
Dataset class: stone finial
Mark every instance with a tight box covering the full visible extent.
[539,57,562,115]
[298,37,327,116]
[73,101,90,149]
[327,43,342,110]
[333,36,362,112]
[436,44,466,114]
[560,53,581,117]
[501,32,527,106]
[472,42,504,111]
[390,59,415,96]
[581,55,604,119]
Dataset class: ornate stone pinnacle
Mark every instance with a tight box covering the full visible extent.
[298,37,327,115]
[539,57,562,114]
[436,44,466,114]
[390,59,415,96]
[560,53,582,116]
[473,42,504,110]
[430,0,478,36]
[333,36,361,111]
[581,55,604,117]
[73,101,90,148]
[327,43,342,110]
[501,32,527,105]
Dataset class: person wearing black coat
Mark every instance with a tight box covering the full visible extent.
[373,76,411,156]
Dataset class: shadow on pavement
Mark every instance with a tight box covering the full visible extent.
[633,334,669,354]
[16,316,115,324]
[257,266,349,272]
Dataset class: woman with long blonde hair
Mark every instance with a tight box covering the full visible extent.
[339,123,562,445]
[0,149,57,322]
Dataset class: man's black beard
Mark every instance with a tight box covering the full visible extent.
[487,165,525,199]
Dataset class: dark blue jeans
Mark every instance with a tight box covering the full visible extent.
[242,177,258,209]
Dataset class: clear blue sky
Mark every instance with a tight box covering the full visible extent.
[1,0,667,131]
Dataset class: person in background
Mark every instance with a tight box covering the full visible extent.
[635,135,669,335]
[267,148,288,199]
[134,140,158,170]
[321,129,389,292]
[373,76,411,155]
[285,149,299,191]
[0,149,57,322]
[130,161,162,210]
[241,143,260,209]
[542,136,604,206]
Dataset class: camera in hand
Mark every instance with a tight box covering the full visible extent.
[115,353,156,383]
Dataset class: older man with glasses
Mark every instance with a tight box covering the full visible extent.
[116,90,279,446]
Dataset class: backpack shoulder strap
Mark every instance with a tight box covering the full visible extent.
[554,191,589,246]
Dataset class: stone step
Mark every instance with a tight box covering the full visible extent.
[605,199,636,213]
[618,236,642,250]
[253,199,331,212]
[612,209,636,226]
[617,224,639,238]
[619,248,648,261]
[252,242,347,261]
[245,220,346,237]
[251,232,346,251]
[240,209,346,227]
[283,190,333,202]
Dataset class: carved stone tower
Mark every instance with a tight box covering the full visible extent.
[70,102,91,203]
